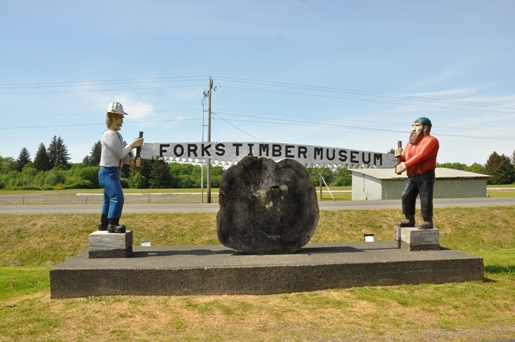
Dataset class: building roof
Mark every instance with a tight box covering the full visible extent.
[351,167,490,180]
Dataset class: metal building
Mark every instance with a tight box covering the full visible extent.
[351,168,489,201]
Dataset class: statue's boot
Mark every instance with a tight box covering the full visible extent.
[418,217,433,229]
[397,214,415,227]
[97,214,108,231]
[107,218,126,234]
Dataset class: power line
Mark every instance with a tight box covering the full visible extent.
[0,104,512,135]
[2,106,513,142]
[2,74,514,141]
[0,109,199,118]
[0,76,208,89]
[0,118,199,130]
[214,76,515,111]
[212,113,263,142]
[215,110,515,134]
[213,113,515,142]
[219,85,515,115]
[0,84,204,95]
[2,75,512,115]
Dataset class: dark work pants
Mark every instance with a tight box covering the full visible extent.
[401,169,435,219]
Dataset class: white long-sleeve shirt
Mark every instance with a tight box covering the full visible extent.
[100,130,132,168]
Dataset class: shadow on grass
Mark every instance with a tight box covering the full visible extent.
[484,264,515,276]
[483,278,498,283]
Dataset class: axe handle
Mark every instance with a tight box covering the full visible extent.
[136,131,143,159]
[395,140,403,174]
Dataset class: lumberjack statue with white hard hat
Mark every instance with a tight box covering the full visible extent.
[97,102,144,233]
[395,117,439,229]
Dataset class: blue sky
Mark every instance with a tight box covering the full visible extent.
[1,0,514,166]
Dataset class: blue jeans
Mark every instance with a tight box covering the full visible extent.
[98,167,124,219]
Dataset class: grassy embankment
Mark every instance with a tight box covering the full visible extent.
[0,203,514,341]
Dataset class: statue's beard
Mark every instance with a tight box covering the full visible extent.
[409,131,424,145]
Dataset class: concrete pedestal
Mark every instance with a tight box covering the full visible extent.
[50,242,484,299]
[394,226,440,251]
[89,230,133,258]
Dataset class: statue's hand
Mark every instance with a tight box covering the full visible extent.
[128,157,141,167]
[395,162,406,174]
[130,137,144,148]
[394,148,403,158]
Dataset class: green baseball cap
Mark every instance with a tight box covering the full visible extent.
[414,117,432,127]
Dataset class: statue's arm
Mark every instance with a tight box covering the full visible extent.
[103,131,133,159]
[404,137,439,168]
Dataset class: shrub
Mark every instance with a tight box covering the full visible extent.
[64,176,92,189]
[128,172,147,189]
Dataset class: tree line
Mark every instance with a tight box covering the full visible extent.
[1,137,514,190]
[0,138,226,190]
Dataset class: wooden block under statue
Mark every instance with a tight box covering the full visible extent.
[394,226,440,251]
[89,230,133,258]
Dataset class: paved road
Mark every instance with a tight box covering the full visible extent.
[0,197,513,214]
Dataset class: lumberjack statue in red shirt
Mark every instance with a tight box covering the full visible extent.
[395,117,439,229]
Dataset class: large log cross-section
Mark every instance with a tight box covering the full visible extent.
[217,156,320,254]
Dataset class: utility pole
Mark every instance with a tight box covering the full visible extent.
[200,100,206,203]
[206,77,213,203]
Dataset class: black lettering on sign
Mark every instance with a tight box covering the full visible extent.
[285,145,295,158]
[314,147,323,160]
[350,151,359,163]
[362,152,370,164]
[272,144,282,157]
[215,143,225,156]
[374,153,382,166]
[326,148,336,161]
[298,146,308,159]
[188,144,198,157]
[339,150,347,162]
[202,144,211,157]
[159,144,170,158]
[233,143,243,156]
[259,144,269,157]
[174,144,184,157]
[152,142,385,167]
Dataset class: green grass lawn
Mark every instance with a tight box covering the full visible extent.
[0,208,514,341]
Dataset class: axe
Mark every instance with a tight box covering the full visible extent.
[395,140,403,175]
[136,131,143,167]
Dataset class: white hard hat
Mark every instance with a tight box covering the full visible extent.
[106,102,128,115]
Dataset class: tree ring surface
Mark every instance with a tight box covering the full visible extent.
[216,156,319,254]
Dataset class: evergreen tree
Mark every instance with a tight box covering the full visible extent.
[33,143,52,171]
[48,136,58,166]
[484,152,515,185]
[138,158,153,183]
[16,147,31,172]
[83,141,102,166]
[148,159,172,188]
[48,135,70,169]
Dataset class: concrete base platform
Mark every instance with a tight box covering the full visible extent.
[50,242,484,299]
[394,226,440,251]
[89,230,134,258]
